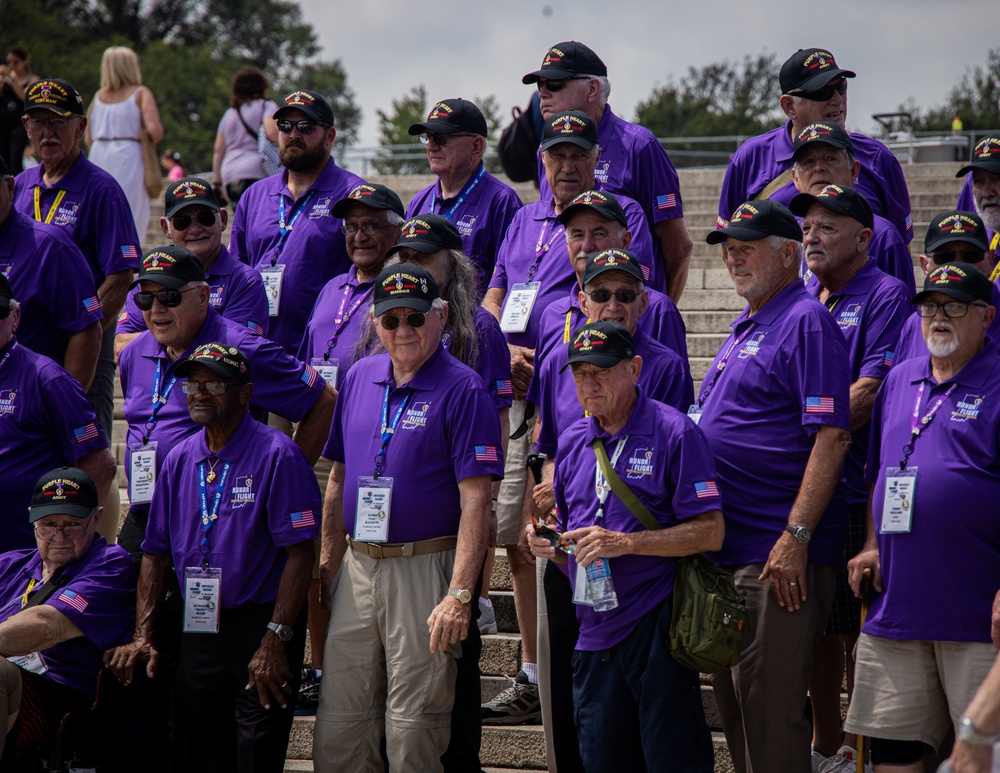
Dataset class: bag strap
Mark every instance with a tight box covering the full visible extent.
[235,105,257,141]
[22,566,70,610]
[752,167,795,202]
[591,439,661,532]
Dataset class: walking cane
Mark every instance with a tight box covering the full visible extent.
[856,567,873,768]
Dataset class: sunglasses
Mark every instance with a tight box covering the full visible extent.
[536,76,591,93]
[378,312,427,330]
[789,79,848,102]
[929,248,986,264]
[419,132,477,146]
[171,210,217,230]
[586,288,639,304]
[276,119,323,134]
[134,286,199,311]
[180,380,241,396]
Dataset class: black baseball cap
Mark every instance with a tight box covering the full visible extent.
[912,262,993,305]
[23,79,85,117]
[331,183,405,218]
[0,273,13,306]
[386,215,463,257]
[164,177,222,218]
[29,467,99,522]
[131,246,206,290]
[792,122,854,159]
[789,184,874,229]
[540,110,598,152]
[175,342,251,383]
[373,262,441,316]
[558,190,628,229]
[523,41,607,84]
[956,136,1000,177]
[780,48,856,94]
[582,249,645,287]
[924,211,990,253]
[561,321,636,371]
[0,154,8,177]
[274,89,335,126]
[707,200,803,244]
[408,98,488,137]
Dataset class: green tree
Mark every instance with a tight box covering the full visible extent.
[373,85,428,175]
[904,48,1000,133]
[278,59,362,148]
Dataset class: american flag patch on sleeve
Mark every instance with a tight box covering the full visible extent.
[120,244,139,262]
[694,480,720,499]
[73,422,100,443]
[656,193,677,210]
[805,396,835,414]
[301,365,319,388]
[475,444,499,462]
[290,510,316,529]
[246,320,264,335]
[882,350,894,367]
[904,214,912,232]
[494,379,513,396]
[83,295,101,314]
[57,589,89,613]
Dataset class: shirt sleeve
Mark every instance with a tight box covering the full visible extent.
[489,216,520,291]
[872,149,913,245]
[475,311,514,410]
[115,288,146,335]
[718,149,751,229]
[785,320,852,433]
[322,366,354,462]
[38,228,103,334]
[265,442,322,547]
[667,419,723,520]
[229,197,249,265]
[869,229,917,295]
[865,377,891,486]
[40,364,109,462]
[643,354,695,414]
[142,449,178,558]
[621,197,657,286]
[488,188,524,261]
[221,264,270,336]
[857,287,911,381]
[92,182,141,279]
[632,136,684,225]
[244,334,326,423]
[447,376,505,483]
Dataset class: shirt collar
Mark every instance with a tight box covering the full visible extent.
[372,342,448,393]
[806,258,879,299]
[911,337,1000,390]
[732,278,804,329]
[37,152,88,194]
[192,411,257,465]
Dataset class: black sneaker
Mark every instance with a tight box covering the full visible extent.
[480,671,541,725]
[295,668,320,716]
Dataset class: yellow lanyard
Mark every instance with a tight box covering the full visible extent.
[33,186,66,225]
[563,310,574,344]
[20,577,38,609]
[990,234,1000,283]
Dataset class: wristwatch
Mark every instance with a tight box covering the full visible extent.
[785,524,813,544]
[447,588,472,604]
[266,621,293,642]
[958,716,1000,746]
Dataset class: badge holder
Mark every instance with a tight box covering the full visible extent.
[183,566,222,633]
[572,560,595,607]
[7,651,48,675]
[500,281,541,334]
[355,476,393,543]
[129,441,157,505]
[687,405,703,425]
[881,466,916,533]
[311,357,339,389]
[260,264,286,317]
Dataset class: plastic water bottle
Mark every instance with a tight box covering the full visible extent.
[585,557,618,611]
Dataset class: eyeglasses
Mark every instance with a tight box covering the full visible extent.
[340,222,395,236]
[171,211,217,231]
[789,79,848,102]
[929,249,986,264]
[916,300,988,318]
[34,516,93,541]
[536,76,591,93]
[419,132,477,146]
[134,286,200,311]
[378,312,427,330]
[180,379,241,396]
[276,119,324,134]
[24,116,73,131]
[585,288,639,304]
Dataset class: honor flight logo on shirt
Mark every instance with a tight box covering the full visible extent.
[625,448,655,480]
[230,475,255,509]
[738,332,767,359]
[837,302,863,329]
[952,394,984,423]
[0,389,17,414]
[402,401,431,430]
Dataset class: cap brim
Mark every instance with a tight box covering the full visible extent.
[560,353,623,372]
[129,273,190,290]
[707,225,777,244]
[164,200,220,219]
[174,358,245,382]
[925,234,990,253]
[408,120,462,136]
[583,265,645,287]
[957,161,1000,178]
[331,198,391,218]
[911,287,982,305]
[792,138,851,159]
[522,68,576,84]
[540,136,597,152]
[274,105,328,124]
[795,68,857,92]
[29,503,94,523]
[558,202,627,228]
[24,105,74,118]
[385,240,441,257]
[373,298,434,317]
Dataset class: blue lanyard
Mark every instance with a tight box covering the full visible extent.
[374,385,411,478]
[325,284,373,357]
[273,191,316,264]
[143,359,178,444]
[430,163,486,222]
[197,458,232,566]
[698,321,758,407]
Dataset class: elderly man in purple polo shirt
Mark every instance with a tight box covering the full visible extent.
[523,42,691,300]
[719,48,912,245]
[406,98,522,291]
[229,89,365,356]
[108,342,320,773]
[699,200,852,773]
[0,467,135,769]
[845,264,1000,773]
[791,123,915,293]
[116,177,268,356]
[788,184,911,771]
[526,320,722,772]
[314,263,503,772]
[0,153,102,386]
[956,136,1000,261]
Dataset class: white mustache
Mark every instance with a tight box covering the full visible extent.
[929,321,956,335]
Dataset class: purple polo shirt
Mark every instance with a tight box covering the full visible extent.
[696,281,852,567]
[0,339,109,552]
[298,265,374,382]
[864,345,1000,641]
[406,164,523,289]
[457,307,514,411]
[719,121,913,244]
[143,413,321,608]
[229,158,365,353]
[893,281,1000,365]
[805,260,910,504]
[14,153,140,285]
[117,245,269,337]
[0,537,135,694]
[533,329,693,457]
[0,209,102,364]
[869,214,916,294]
[118,308,326,517]
[553,390,722,650]
[325,345,504,542]
[956,176,999,258]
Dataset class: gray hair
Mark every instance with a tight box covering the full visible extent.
[766,235,803,262]
[589,75,611,105]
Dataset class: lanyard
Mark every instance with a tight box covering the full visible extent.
[20,577,37,609]
[273,190,316,264]
[143,359,178,444]
[33,186,66,225]
[593,437,628,524]
[374,385,411,478]
[900,381,956,469]
[563,308,579,344]
[527,219,565,281]
[0,341,17,373]
[698,321,757,407]
[430,163,486,222]
[197,458,232,567]
[824,294,842,313]
[325,284,373,357]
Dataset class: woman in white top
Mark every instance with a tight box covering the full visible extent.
[85,46,164,236]
[211,67,279,206]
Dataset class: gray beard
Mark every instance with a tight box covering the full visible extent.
[975,199,1000,234]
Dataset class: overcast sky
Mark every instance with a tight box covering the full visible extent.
[298,0,997,155]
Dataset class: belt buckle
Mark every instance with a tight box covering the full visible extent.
[369,542,386,560]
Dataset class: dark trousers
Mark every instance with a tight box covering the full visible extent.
[441,622,483,773]
[572,597,714,773]
[544,559,585,773]
[87,323,116,443]
[174,603,306,773]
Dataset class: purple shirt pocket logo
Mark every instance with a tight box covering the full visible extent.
[456,215,477,237]
[738,332,767,359]
[0,389,17,414]
[951,394,984,423]
[401,402,431,430]
[625,448,655,480]
[230,475,255,509]
[309,198,332,219]
[837,303,863,329]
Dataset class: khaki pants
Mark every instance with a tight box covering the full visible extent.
[495,400,530,546]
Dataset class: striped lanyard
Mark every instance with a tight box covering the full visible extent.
[33,186,66,225]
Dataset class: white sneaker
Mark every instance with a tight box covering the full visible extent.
[478,598,498,634]
[818,745,873,773]
[811,748,829,773]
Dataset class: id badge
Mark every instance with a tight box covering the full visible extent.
[355,476,393,543]
[311,357,339,389]
[7,651,47,675]
[881,466,917,533]
[687,405,703,425]
[500,282,541,334]
[129,442,157,505]
[260,264,286,317]
[572,560,594,607]
[184,566,222,633]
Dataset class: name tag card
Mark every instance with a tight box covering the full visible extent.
[572,560,594,607]
[8,651,47,675]
[687,405,703,425]
[183,566,222,633]
[500,282,541,334]
[129,442,157,505]
[881,467,916,534]
[260,264,286,317]
[355,476,393,543]
[311,357,339,389]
